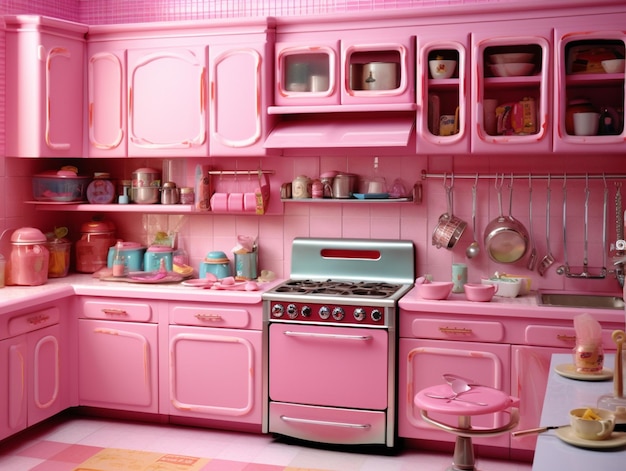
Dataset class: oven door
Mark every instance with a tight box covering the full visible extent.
[268,323,389,409]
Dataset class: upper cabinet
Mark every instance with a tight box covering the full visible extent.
[553,24,625,153]
[5,15,87,158]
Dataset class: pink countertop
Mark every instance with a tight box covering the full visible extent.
[0,274,284,314]
[399,286,625,324]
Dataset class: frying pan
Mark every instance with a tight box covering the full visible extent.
[484,175,529,263]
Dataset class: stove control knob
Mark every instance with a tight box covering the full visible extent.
[287,304,298,319]
[353,307,366,321]
[271,304,285,318]
[332,307,345,321]
[371,309,383,322]
[301,305,312,317]
[319,306,331,319]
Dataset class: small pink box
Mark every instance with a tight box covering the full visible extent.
[244,192,258,212]
[210,193,228,212]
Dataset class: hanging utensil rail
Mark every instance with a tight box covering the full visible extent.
[421,170,626,181]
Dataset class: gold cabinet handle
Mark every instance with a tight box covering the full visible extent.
[195,313,223,322]
[27,314,50,325]
[101,308,129,316]
[438,326,473,335]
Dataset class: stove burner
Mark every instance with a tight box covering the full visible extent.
[271,279,402,299]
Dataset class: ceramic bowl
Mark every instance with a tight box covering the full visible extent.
[601,59,625,74]
[489,53,534,64]
[499,274,531,295]
[464,283,497,302]
[481,277,522,298]
[429,60,457,79]
[489,63,534,77]
[417,281,453,300]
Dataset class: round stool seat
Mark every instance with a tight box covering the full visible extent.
[415,384,518,417]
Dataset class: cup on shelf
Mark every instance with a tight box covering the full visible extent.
[573,112,600,136]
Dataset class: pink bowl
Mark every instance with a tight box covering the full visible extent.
[417,281,453,300]
[464,283,497,302]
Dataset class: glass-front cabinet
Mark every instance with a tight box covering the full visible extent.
[553,29,625,153]
[471,34,551,154]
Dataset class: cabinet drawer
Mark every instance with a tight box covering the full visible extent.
[410,318,504,342]
[524,325,618,349]
[8,307,60,337]
[81,298,154,322]
[170,304,260,330]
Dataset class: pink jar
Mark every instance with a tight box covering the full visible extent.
[75,219,116,273]
[6,227,49,286]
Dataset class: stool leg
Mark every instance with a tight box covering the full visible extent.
[450,416,474,471]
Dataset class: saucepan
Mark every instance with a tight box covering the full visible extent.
[432,175,467,250]
[484,175,529,263]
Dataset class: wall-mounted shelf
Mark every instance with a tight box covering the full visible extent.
[27,202,197,213]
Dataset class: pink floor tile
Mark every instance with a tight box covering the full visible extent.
[50,443,105,463]
[16,440,73,459]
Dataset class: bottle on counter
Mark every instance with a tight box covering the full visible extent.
[112,241,127,277]
[0,253,5,288]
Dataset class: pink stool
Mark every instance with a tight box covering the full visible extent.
[414,384,520,471]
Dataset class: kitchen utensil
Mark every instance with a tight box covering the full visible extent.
[464,283,497,302]
[332,173,357,199]
[425,384,488,406]
[597,329,626,411]
[484,175,529,263]
[512,425,569,437]
[616,183,623,252]
[527,177,537,270]
[538,177,555,275]
[199,251,231,279]
[416,281,453,300]
[556,177,569,275]
[442,373,479,386]
[432,175,467,249]
[466,177,480,258]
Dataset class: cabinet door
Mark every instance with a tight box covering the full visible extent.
[209,42,271,156]
[127,46,207,156]
[553,26,625,153]
[168,325,262,424]
[5,17,86,157]
[470,23,552,154]
[27,325,63,426]
[398,338,511,449]
[88,45,127,157]
[0,336,27,441]
[78,319,158,413]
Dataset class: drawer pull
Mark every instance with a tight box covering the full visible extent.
[27,314,50,325]
[439,326,473,335]
[101,308,129,316]
[556,334,576,342]
[195,313,223,321]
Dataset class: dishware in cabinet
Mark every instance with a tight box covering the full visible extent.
[127,44,208,157]
[4,15,87,158]
[471,34,551,154]
[87,42,127,157]
[274,41,339,106]
[77,298,159,413]
[417,40,470,154]
[553,28,625,153]
[168,303,263,425]
[0,304,67,441]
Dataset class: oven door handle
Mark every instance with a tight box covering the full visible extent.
[283,331,372,341]
[280,415,371,429]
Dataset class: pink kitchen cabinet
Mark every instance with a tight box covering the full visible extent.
[87,42,127,158]
[398,337,511,450]
[5,15,87,158]
[209,40,274,156]
[167,302,263,425]
[470,23,552,154]
[127,45,208,157]
[416,28,471,154]
[77,298,159,413]
[552,24,626,153]
[0,305,67,441]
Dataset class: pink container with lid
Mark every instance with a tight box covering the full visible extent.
[75,219,116,273]
[6,227,49,286]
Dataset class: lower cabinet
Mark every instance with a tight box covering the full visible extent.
[167,302,263,425]
[398,337,511,449]
[77,319,159,413]
[0,305,67,441]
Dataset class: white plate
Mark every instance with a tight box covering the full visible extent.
[555,426,626,449]
[554,363,613,381]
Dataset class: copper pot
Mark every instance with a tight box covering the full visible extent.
[432,182,467,249]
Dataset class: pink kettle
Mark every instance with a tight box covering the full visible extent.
[6,227,49,286]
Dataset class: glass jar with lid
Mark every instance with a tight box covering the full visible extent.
[6,227,49,286]
[75,219,116,273]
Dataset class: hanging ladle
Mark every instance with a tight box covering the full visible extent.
[527,175,537,270]
[538,175,555,276]
[466,175,480,259]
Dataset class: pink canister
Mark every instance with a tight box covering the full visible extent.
[75,219,116,273]
[6,227,49,286]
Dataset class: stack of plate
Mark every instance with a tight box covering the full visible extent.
[488,52,535,77]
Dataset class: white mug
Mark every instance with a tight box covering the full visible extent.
[573,112,600,136]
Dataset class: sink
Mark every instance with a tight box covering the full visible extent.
[538,292,625,310]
